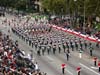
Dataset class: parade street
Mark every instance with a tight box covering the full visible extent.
[0,14,100,75]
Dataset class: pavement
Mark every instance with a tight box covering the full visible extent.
[0,14,100,75]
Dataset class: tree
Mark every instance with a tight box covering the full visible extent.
[15,0,27,11]
[68,0,100,29]
[41,0,67,15]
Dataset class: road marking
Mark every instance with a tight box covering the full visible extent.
[91,66,98,69]
[46,56,54,61]
[46,55,74,75]
[79,63,100,75]
[65,69,73,75]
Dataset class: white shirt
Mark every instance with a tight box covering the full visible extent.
[27,53,31,60]
[4,51,7,56]
[22,50,25,55]
[35,63,39,70]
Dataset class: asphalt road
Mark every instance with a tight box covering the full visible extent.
[0,14,100,75]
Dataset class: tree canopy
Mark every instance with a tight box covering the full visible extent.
[41,0,100,17]
[0,0,100,17]
[41,0,67,15]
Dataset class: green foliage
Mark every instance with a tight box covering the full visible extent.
[95,23,100,31]
[72,0,100,17]
[41,0,67,15]
[0,0,100,16]
[0,0,27,11]
[41,0,100,17]
[15,0,27,11]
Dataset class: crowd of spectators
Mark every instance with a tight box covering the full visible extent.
[49,17,71,28]
[95,31,100,39]
[0,31,47,75]
[49,17,100,39]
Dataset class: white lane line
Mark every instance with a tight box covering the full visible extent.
[46,56,74,75]
[65,69,74,75]
[79,63,100,75]
[91,66,98,69]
